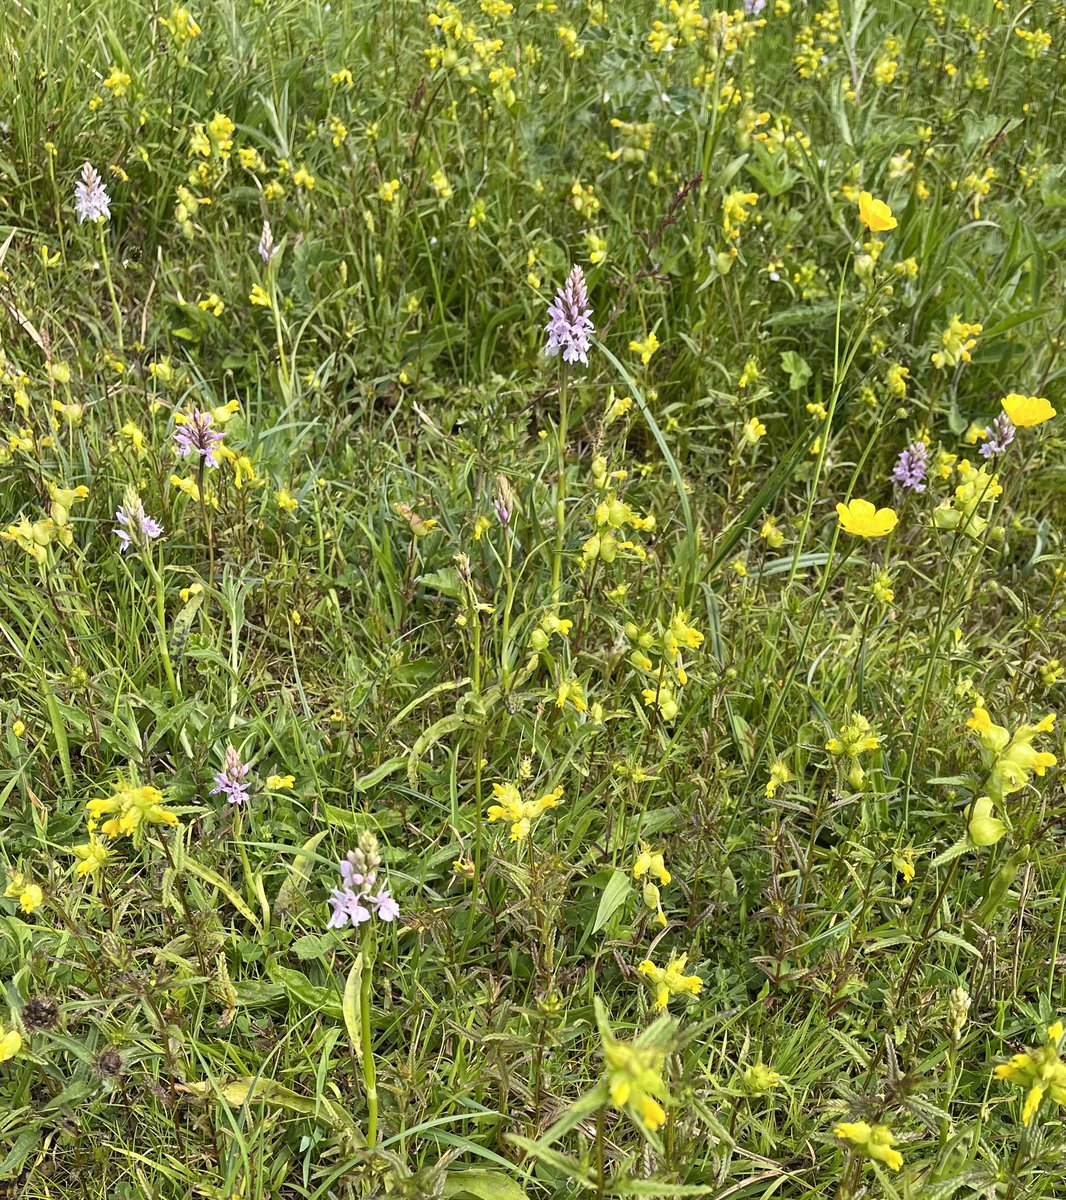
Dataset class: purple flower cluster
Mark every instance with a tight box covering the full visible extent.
[211,746,253,806]
[173,409,225,467]
[544,265,594,367]
[327,834,399,929]
[114,495,163,553]
[891,440,929,492]
[980,412,1015,459]
[75,162,111,223]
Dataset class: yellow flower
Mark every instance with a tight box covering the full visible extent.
[71,835,112,878]
[893,846,915,884]
[1001,393,1055,429]
[765,759,792,798]
[598,1001,674,1133]
[633,841,671,885]
[277,488,298,512]
[836,499,898,538]
[642,881,667,927]
[857,191,897,231]
[5,873,43,913]
[834,1121,903,1172]
[103,67,132,97]
[638,953,702,1010]
[486,781,563,841]
[86,784,179,841]
[967,703,1056,802]
[826,714,881,789]
[993,1020,1066,1126]
[932,315,982,370]
[377,179,401,204]
[266,774,295,789]
[628,332,660,364]
[741,416,767,444]
[198,292,225,317]
[293,166,315,190]
[249,283,272,308]
[0,1024,21,1063]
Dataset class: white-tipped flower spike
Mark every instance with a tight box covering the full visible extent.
[74,162,111,223]
[258,219,278,263]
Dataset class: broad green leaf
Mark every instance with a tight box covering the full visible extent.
[591,869,631,935]
[442,1170,529,1200]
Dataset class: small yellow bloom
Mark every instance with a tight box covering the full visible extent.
[741,416,767,444]
[266,774,295,789]
[836,498,898,538]
[834,1121,903,1172]
[249,283,272,308]
[633,841,671,886]
[628,332,660,365]
[71,835,112,878]
[638,953,702,1011]
[857,191,897,232]
[277,488,298,512]
[487,781,563,842]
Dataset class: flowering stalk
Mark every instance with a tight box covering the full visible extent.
[552,366,569,608]
[544,266,593,609]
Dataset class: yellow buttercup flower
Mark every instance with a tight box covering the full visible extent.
[834,1121,903,1171]
[857,191,897,231]
[836,499,898,538]
[1001,393,1055,428]
[637,952,702,1010]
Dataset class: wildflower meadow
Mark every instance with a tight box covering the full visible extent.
[3,0,1066,1196]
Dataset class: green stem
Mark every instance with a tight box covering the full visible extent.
[98,223,123,352]
[146,550,179,699]
[551,367,569,609]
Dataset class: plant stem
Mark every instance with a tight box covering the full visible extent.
[551,366,569,609]
[98,223,123,352]
[146,550,179,699]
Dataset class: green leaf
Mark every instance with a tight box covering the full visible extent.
[779,349,812,390]
[355,757,407,793]
[183,857,262,931]
[442,1170,529,1200]
[343,953,364,1060]
[591,869,631,935]
[267,962,343,1018]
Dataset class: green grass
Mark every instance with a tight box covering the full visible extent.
[2,0,1066,1196]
